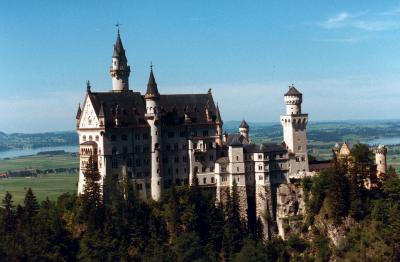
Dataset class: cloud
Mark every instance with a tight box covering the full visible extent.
[319,9,400,32]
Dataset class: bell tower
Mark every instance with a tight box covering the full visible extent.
[110,27,131,92]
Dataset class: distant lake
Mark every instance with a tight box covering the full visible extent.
[366,137,400,146]
[0,145,78,159]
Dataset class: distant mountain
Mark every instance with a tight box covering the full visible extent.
[0,131,78,151]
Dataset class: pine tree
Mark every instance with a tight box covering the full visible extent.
[23,187,39,222]
[222,181,244,260]
[81,155,103,225]
[1,191,15,234]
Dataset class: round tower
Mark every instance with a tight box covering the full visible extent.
[239,120,249,139]
[284,84,302,115]
[144,65,162,201]
[110,29,131,92]
[375,144,387,175]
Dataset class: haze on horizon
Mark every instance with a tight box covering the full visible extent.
[1,1,400,133]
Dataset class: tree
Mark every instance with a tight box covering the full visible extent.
[1,192,15,234]
[23,187,39,223]
[80,156,103,225]
[222,181,245,260]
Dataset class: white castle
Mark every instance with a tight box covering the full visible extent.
[76,30,387,238]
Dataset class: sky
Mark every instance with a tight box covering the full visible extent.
[1,1,400,133]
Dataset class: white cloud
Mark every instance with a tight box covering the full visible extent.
[320,9,400,32]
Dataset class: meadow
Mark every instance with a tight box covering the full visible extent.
[0,172,78,204]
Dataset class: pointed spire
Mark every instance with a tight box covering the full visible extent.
[86,80,91,93]
[113,28,127,61]
[215,103,223,125]
[76,103,82,119]
[145,63,160,99]
[240,120,249,129]
[98,102,105,118]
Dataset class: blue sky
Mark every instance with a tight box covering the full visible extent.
[1,1,400,133]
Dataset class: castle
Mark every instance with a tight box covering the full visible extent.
[76,30,387,239]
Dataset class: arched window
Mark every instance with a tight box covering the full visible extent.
[89,135,93,141]
[203,178,207,184]
[95,135,99,141]
[83,135,86,142]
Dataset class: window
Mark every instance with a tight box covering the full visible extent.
[236,156,239,161]
[210,166,214,172]
[209,155,214,161]
[112,158,118,169]
[211,177,215,183]
[174,156,179,163]
[180,131,186,137]
[258,154,262,160]
[112,147,117,155]
[298,146,302,150]
[95,135,99,141]
[203,130,209,136]
[127,158,133,167]
[258,165,263,171]
[89,135,93,141]
[182,144,187,150]
[143,133,149,140]
[174,144,178,151]
[301,156,305,162]
[136,184,143,190]
[135,134,140,140]
[203,178,207,184]
[121,134,127,140]
[202,167,206,172]
[166,144,171,151]
[183,156,187,162]
[123,147,128,154]
[144,159,150,166]
[296,157,300,162]
[83,135,86,142]
[135,159,141,167]
[168,132,174,138]
[259,175,263,180]
[135,145,141,153]
[237,167,239,172]
[143,145,149,153]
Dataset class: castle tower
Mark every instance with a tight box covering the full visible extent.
[239,120,249,139]
[280,85,309,174]
[110,29,131,92]
[144,65,162,201]
[375,145,387,176]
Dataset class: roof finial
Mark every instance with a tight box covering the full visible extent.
[86,80,91,93]
[150,61,153,71]
[115,23,121,35]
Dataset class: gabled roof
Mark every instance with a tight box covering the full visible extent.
[229,136,242,147]
[240,120,249,129]
[339,142,351,156]
[284,86,302,96]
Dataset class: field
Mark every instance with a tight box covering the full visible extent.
[0,153,78,173]
[0,152,79,204]
[0,172,78,204]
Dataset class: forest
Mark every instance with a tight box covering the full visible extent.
[1,144,400,261]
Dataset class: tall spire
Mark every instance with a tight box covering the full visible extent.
[110,26,131,92]
[216,103,222,125]
[145,63,160,99]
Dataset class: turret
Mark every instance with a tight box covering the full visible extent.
[284,84,302,115]
[110,29,131,92]
[375,145,387,175]
[144,64,162,201]
[239,120,249,139]
[215,103,223,146]
[76,103,82,128]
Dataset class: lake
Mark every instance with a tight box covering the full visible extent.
[366,137,400,146]
[0,145,79,159]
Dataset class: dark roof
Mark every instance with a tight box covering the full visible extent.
[225,133,250,146]
[87,91,148,127]
[113,31,127,61]
[244,143,286,153]
[158,93,217,125]
[216,156,229,164]
[240,120,249,128]
[284,86,302,96]
[145,67,160,99]
[85,90,219,127]
[229,136,242,147]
